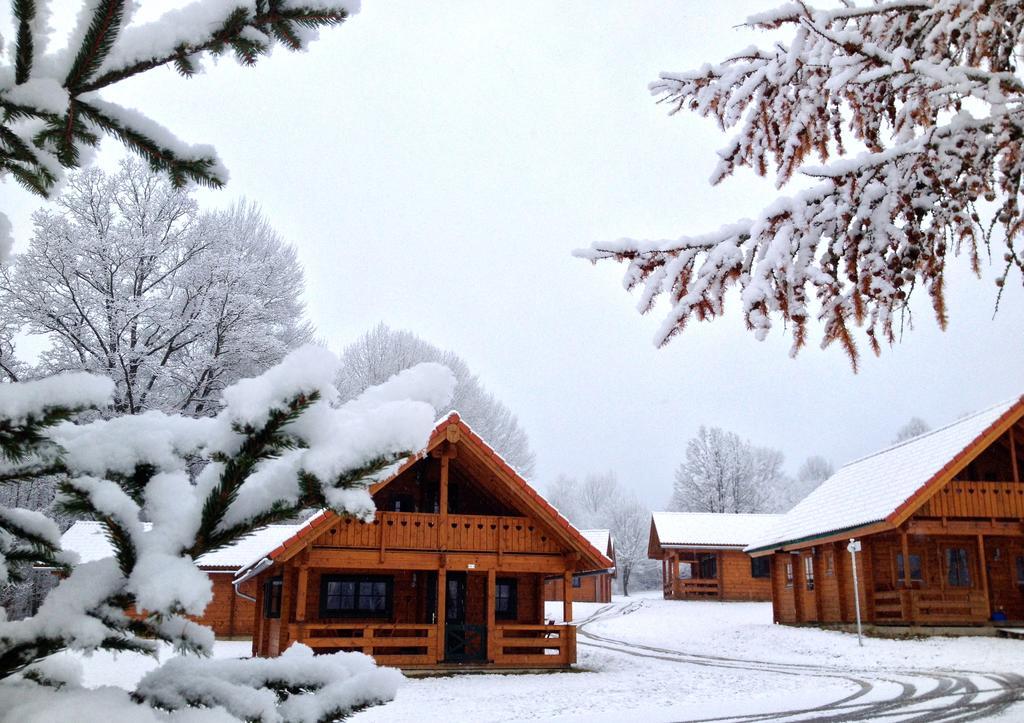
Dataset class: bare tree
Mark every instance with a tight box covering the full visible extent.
[1,161,313,416]
[894,417,932,444]
[670,426,785,513]
[579,2,1024,368]
[336,323,536,476]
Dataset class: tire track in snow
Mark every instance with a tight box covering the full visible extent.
[574,601,1024,722]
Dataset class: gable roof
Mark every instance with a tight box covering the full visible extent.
[650,512,783,549]
[60,520,302,571]
[580,529,613,558]
[747,395,1024,554]
[239,412,614,575]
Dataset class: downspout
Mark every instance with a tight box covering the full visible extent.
[233,557,274,603]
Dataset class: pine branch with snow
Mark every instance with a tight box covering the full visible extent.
[0,345,455,719]
[578,1,1024,368]
[0,0,358,262]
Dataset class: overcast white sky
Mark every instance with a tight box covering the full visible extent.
[4,1,1023,509]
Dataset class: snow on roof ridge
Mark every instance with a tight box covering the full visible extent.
[838,396,1023,470]
[652,511,783,517]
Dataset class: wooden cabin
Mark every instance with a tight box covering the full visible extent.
[747,396,1024,627]
[649,512,782,601]
[235,412,612,669]
[58,521,299,637]
[544,529,615,603]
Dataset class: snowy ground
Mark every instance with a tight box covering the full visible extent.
[64,592,1024,721]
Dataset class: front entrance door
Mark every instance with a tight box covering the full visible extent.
[443,572,486,662]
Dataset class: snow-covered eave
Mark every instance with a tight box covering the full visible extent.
[660,543,750,550]
[745,518,888,556]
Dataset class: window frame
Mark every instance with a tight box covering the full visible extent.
[750,556,771,579]
[804,554,815,591]
[571,575,582,589]
[264,576,283,619]
[319,574,393,619]
[785,561,793,588]
[1016,556,1024,587]
[945,547,972,588]
[896,552,924,585]
[495,577,518,621]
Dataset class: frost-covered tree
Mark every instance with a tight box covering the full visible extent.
[579,1,1024,368]
[670,427,785,513]
[337,323,537,476]
[894,416,931,443]
[0,0,356,261]
[779,455,834,510]
[1,161,313,416]
[545,472,655,595]
[0,345,456,720]
[607,493,650,597]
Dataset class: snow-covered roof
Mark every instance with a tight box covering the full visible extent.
[60,521,302,571]
[580,529,612,555]
[651,512,783,548]
[747,396,1024,553]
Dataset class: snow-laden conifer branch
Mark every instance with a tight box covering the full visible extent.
[0,0,358,261]
[0,345,455,719]
[579,0,1024,367]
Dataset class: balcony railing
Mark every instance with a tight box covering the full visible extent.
[311,511,562,554]
[918,481,1024,519]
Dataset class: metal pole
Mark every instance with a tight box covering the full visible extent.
[848,538,863,647]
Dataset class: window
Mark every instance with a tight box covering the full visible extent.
[946,548,971,588]
[1017,557,1024,587]
[785,562,793,588]
[572,576,582,588]
[750,557,770,579]
[391,494,415,512]
[697,553,718,580]
[320,575,392,618]
[495,578,518,620]
[804,555,815,591]
[896,553,923,585]
[264,576,282,619]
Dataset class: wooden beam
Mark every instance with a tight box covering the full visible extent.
[562,570,573,623]
[436,567,447,664]
[295,562,309,623]
[778,521,893,552]
[486,569,496,662]
[834,543,849,623]
[1011,428,1020,484]
[906,519,1024,537]
[305,548,567,572]
[439,448,450,551]
[977,534,991,621]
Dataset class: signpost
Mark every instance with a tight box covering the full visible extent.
[848,539,863,646]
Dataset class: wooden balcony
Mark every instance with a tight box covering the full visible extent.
[312,511,562,554]
[873,590,990,625]
[918,481,1024,519]
[287,622,575,668]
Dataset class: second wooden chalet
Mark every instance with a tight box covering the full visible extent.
[234,412,612,669]
[544,529,616,603]
[649,512,782,601]
[59,521,299,637]
[747,396,1024,628]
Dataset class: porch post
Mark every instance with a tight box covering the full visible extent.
[562,570,573,623]
[670,554,680,598]
[977,534,991,622]
[486,568,496,662]
[294,559,309,645]
[437,566,447,664]
[1011,429,1020,484]
[901,530,913,623]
